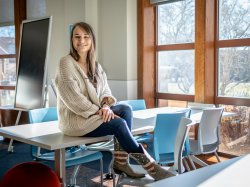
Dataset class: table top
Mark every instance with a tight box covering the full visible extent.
[0,121,113,150]
[133,107,187,119]
[133,107,236,123]
[0,107,236,151]
[0,116,154,150]
[147,154,250,187]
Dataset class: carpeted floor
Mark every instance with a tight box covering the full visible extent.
[0,139,115,187]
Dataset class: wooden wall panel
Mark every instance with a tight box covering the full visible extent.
[195,0,215,104]
[137,0,156,108]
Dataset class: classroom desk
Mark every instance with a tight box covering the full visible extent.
[0,107,235,186]
[0,118,155,187]
[0,121,112,186]
[133,106,235,123]
[146,154,250,187]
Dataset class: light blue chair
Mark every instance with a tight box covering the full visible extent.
[118,99,153,143]
[151,110,192,172]
[115,117,195,186]
[118,99,146,111]
[28,107,104,187]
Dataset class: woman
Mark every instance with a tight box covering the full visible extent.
[55,22,173,181]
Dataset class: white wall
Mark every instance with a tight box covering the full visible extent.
[97,0,138,101]
[27,0,138,105]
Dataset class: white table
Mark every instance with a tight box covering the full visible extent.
[147,154,250,187]
[133,106,235,123]
[0,116,156,187]
[0,121,113,186]
[0,107,235,186]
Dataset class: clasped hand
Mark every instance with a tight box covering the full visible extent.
[97,106,118,122]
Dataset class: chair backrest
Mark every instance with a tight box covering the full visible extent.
[28,107,58,123]
[50,79,57,98]
[153,109,191,161]
[188,102,216,115]
[174,117,194,174]
[118,99,146,111]
[198,107,224,153]
[28,107,58,157]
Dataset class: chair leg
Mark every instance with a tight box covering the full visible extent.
[100,158,103,187]
[187,155,196,170]
[214,151,221,162]
[189,155,208,167]
[69,165,81,186]
[183,158,190,172]
[115,173,126,187]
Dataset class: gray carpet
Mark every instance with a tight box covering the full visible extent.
[0,139,114,187]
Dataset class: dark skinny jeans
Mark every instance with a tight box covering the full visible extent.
[84,103,142,153]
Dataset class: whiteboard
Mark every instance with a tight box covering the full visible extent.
[14,17,52,110]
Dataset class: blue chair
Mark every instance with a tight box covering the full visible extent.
[150,110,192,172]
[28,107,104,187]
[118,99,153,143]
[115,117,195,186]
[118,99,146,111]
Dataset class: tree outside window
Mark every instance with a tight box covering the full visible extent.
[217,0,250,98]
[157,0,195,95]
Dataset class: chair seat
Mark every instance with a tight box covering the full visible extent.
[35,147,103,167]
[189,139,219,154]
[134,133,153,143]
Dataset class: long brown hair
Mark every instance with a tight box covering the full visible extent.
[69,22,98,82]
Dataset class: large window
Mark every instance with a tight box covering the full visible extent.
[0,0,16,106]
[138,0,250,156]
[0,0,26,106]
[156,0,195,100]
[216,0,250,156]
[216,0,250,104]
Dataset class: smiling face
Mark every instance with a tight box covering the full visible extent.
[72,26,92,56]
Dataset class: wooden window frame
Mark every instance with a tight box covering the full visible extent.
[138,0,250,108]
[0,0,26,91]
[155,1,196,103]
[214,0,250,106]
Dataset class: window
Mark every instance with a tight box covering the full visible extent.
[138,0,250,156]
[0,27,16,86]
[0,0,26,106]
[156,0,195,100]
[216,0,250,105]
[216,0,250,156]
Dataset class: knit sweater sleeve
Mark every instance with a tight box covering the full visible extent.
[55,56,99,118]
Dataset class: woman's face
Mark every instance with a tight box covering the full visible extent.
[72,26,92,55]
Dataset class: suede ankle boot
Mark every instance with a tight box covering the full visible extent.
[130,144,174,181]
[113,138,145,178]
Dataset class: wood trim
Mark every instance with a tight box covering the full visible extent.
[137,0,156,108]
[216,38,250,48]
[0,86,15,90]
[194,0,216,104]
[14,0,26,64]
[156,93,194,101]
[0,54,16,59]
[156,43,194,51]
[215,97,250,107]
[205,0,216,103]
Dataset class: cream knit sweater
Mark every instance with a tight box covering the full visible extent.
[55,55,116,136]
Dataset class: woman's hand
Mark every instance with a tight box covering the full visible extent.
[97,106,115,122]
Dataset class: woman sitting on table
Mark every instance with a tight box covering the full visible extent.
[55,22,173,181]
